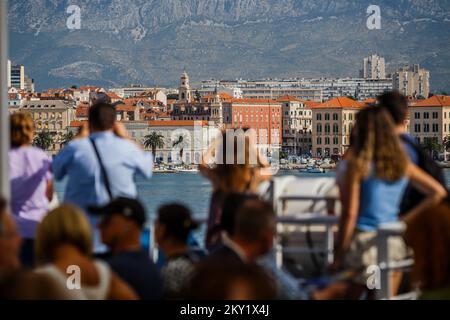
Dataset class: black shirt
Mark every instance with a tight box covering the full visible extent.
[106,250,163,300]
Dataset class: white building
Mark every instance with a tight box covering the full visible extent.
[110,86,168,105]
[393,64,430,99]
[8,60,25,90]
[362,54,386,79]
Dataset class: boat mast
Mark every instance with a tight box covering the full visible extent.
[0,0,10,200]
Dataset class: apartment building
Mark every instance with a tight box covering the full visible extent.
[278,96,317,155]
[393,64,430,98]
[409,95,450,153]
[311,97,365,157]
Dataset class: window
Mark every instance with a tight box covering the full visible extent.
[333,113,338,121]
[333,137,338,144]
[414,112,420,119]
[432,112,438,119]
[432,123,439,132]
[414,123,421,132]
[325,124,330,133]
[325,114,330,121]
[317,124,322,133]
[349,113,353,121]
[316,113,322,121]
[325,137,330,144]
[424,123,430,132]
[317,137,322,145]
[333,123,339,133]
[424,112,429,119]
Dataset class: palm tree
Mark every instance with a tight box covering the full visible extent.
[61,131,75,146]
[442,136,450,161]
[143,132,165,160]
[33,131,54,151]
[173,135,187,163]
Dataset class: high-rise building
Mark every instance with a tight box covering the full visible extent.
[362,54,386,79]
[8,61,25,90]
[393,64,430,98]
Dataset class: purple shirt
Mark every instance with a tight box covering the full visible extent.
[9,146,53,239]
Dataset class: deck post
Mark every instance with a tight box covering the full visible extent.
[0,0,10,200]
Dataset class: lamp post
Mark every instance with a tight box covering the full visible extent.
[0,0,10,199]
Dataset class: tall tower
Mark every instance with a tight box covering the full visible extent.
[210,87,223,127]
[178,70,191,102]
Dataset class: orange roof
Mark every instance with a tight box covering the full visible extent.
[201,92,234,101]
[362,98,377,105]
[106,92,122,100]
[167,99,177,104]
[231,98,280,104]
[277,95,306,102]
[303,101,319,108]
[311,97,364,109]
[410,95,450,107]
[148,120,208,127]
[115,104,137,112]
[76,106,89,117]
[70,120,87,127]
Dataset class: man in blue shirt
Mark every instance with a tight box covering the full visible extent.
[53,102,153,251]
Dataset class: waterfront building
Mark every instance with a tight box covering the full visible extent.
[409,95,450,158]
[18,98,77,154]
[393,64,430,98]
[311,97,365,157]
[278,96,316,156]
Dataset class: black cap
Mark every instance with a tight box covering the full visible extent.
[91,197,146,227]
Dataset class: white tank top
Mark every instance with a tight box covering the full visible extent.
[36,260,111,300]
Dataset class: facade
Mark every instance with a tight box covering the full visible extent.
[362,54,386,79]
[110,86,168,104]
[311,97,364,157]
[19,98,77,154]
[393,64,430,98]
[409,96,450,156]
[9,61,25,90]
[278,96,316,156]
[147,120,210,164]
[200,77,392,102]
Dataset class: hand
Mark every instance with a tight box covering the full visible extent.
[113,122,129,139]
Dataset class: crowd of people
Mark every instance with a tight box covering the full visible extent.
[1,91,450,300]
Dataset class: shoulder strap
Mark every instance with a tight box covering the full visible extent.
[89,137,113,200]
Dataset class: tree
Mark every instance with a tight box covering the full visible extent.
[61,131,75,146]
[421,137,443,159]
[33,131,54,151]
[143,132,165,160]
[173,134,189,164]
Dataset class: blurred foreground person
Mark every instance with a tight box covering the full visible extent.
[404,203,450,299]
[53,102,153,252]
[155,204,200,299]
[9,112,53,266]
[0,198,67,299]
[199,129,270,251]
[325,107,446,299]
[211,199,275,264]
[378,91,448,214]
[97,198,163,300]
[35,205,138,300]
[189,258,276,300]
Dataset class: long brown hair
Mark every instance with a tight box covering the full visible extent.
[206,128,268,193]
[348,107,407,181]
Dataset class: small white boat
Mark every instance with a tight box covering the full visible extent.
[177,168,199,173]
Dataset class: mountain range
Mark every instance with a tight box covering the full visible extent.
[7,0,450,92]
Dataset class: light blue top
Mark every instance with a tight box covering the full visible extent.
[357,171,408,232]
[53,131,153,213]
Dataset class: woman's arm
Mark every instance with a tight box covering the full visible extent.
[332,171,361,270]
[402,163,447,225]
[108,272,139,300]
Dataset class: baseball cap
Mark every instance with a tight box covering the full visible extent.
[91,197,146,227]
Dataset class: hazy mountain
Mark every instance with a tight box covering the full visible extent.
[7,0,450,92]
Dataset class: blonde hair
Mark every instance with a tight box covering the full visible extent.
[35,205,93,266]
[10,112,34,147]
[348,107,408,181]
